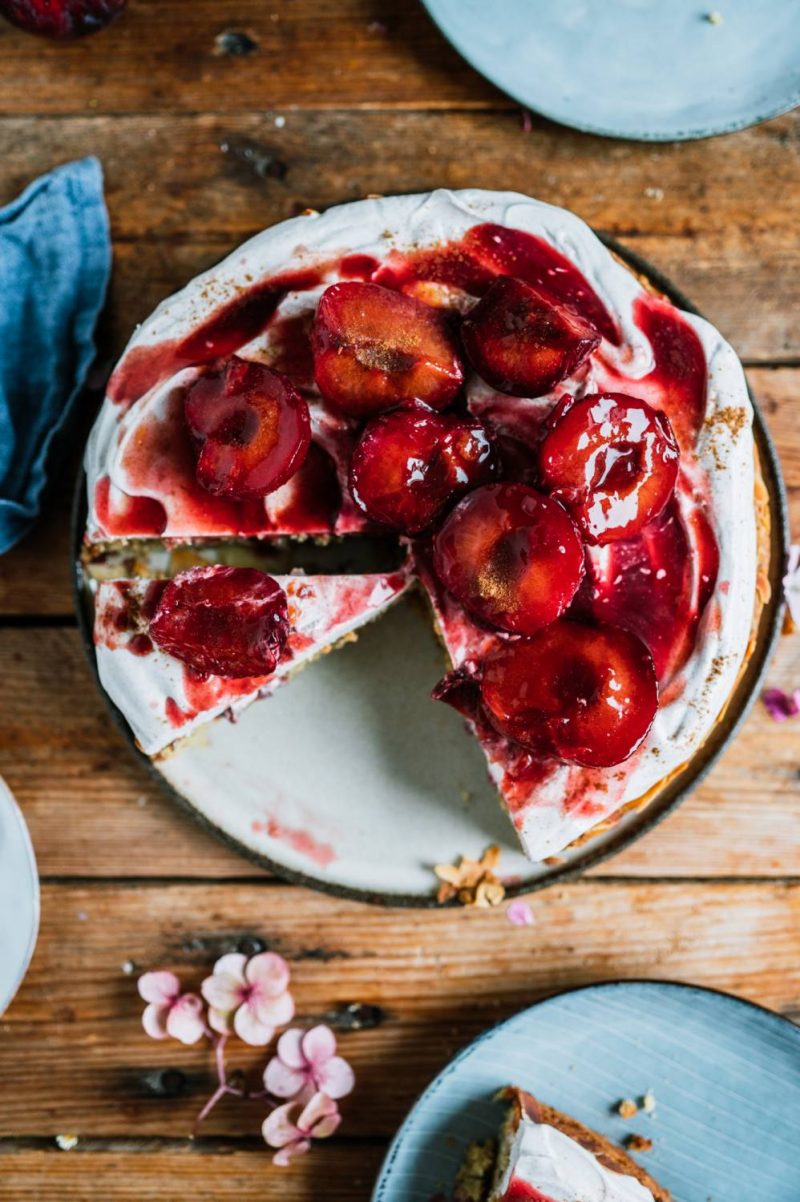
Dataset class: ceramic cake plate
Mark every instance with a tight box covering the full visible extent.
[371,980,800,1202]
[422,0,800,141]
[74,242,788,905]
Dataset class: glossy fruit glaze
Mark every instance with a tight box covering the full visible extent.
[432,483,585,635]
[539,393,679,545]
[149,566,290,678]
[91,210,722,788]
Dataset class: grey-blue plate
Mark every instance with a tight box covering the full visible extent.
[422,0,800,141]
[372,981,800,1200]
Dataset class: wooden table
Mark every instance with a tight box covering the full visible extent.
[0,3,798,1197]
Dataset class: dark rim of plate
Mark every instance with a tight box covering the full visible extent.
[371,977,800,1200]
[71,232,790,908]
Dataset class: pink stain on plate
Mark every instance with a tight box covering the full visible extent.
[252,818,337,867]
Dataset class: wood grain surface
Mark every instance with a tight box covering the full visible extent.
[0,2,798,1199]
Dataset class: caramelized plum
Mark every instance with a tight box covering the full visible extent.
[184,356,311,499]
[150,566,289,679]
[0,0,125,36]
[480,621,658,767]
[311,281,464,417]
[461,276,600,397]
[539,392,679,544]
[432,483,585,635]
[349,408,496,533]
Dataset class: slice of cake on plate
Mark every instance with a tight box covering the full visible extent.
[93,564,410,756]
[456,1087,669,1202]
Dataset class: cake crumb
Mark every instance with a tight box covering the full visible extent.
[705,10,723,24]
[618,1098,639,1119]
[434,845,505,907]
[625,1133,654,1153]
[55,1134,79,1151]
[642,1089,657,1114]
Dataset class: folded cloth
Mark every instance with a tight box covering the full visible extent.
[0,157,110,555]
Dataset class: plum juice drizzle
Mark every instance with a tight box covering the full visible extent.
[101,220,720,813]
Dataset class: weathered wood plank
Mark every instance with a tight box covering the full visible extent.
[1,611,798,881]
[0,882,798,1139]
[0,0,501,114]
[0,1143,385,1202]
[0,111,797,242]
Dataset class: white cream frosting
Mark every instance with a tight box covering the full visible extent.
[497,1117,654,1202]
[93,572,409,755]
[83,190,756,859]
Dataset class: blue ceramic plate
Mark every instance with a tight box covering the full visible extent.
[422,0,800,141]
[372,981,800,1200]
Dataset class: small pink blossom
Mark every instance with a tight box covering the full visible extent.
[784,545,800,625]
[262,1091,341,1166]
[506,900,535,927]
[137,971,206,1045]
[762,687,800,722]
[201,952,294,1046]
[264,1025,355,1102]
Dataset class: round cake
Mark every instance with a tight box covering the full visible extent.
[83,189,766,863]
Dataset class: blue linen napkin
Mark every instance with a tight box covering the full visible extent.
[0,156,110,555]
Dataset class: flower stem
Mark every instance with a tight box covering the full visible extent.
[192,1082,228,1135]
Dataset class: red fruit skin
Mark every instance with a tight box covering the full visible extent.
[480,620,658,768]
[184,356,311,499]
[349,408,496,534]
[432,482,585,635]
[149,566,290,679]
[539,392,679,545]
[461,276,600,397]
[311,281,464,418]
[0,0,126,37]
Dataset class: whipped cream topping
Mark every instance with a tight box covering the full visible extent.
[498,1116,655,1202]
[94,571,410,755]
[84,190,757,859]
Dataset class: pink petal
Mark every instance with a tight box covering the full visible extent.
[301,1024,336,1068]
[298,1090,338,1134]
[165,994,206,1045]
[201,972,244,1012]
[245,951,291,997]
[315,1055,355,1100]
[251,988,295,1030]
[233,1003,275,1047]
[311,1110,342,1140]
[141,1002,170,1039]
[506,900,535,927]
[212,952,248,982]
[207,1006,232,1035]
[262,1102,301,1149]
[762,687,800,722]
[275,1027,306,1070]
[137,970,180,1005]
[263,1056,308,1099]
[272,1138,311,1167]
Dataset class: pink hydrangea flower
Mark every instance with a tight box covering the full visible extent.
[262,1091,341,1166]
[762,687,800,722]
[263,1025,355,1102]
[137,971,206,1045]
[200,952,294,1046]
